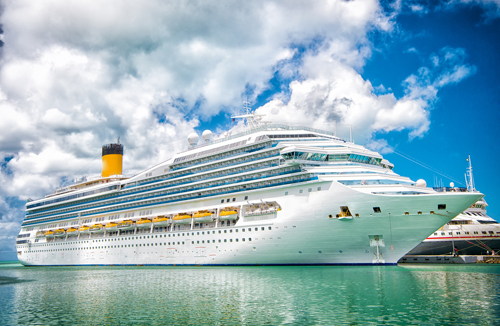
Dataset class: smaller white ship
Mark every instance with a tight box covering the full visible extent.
[403,156,499,257]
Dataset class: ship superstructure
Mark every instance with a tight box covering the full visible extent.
[16,115,483,266]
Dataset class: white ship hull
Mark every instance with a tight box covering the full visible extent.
[17,181,481,266]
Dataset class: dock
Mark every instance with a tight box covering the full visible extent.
[399,255,500,264]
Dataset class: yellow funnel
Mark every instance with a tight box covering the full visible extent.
[102,143,123,177]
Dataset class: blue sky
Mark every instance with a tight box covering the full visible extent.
[0,0,499,261]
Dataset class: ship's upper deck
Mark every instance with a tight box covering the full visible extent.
[23,123,406,226]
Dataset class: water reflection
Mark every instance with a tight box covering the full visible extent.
[0,264,499,325]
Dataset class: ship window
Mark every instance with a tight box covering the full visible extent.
[430,211,434,214]
[373,207,381,213]
[242,238,245,242]
[308,188,312,192]
[465,232,470,235]
[248,228,251,231]
[456,232,461,235]
[438,204,446,210]
[441,232,445,235]
[418,211,422,215]
[482,231,487,234]
[221,200,224,203]
[224,230,227,233]
[232,198,236,202]
[218,230,221,234]
[489,231,494,234]
[268,227,272,230]
[244,196,248,200]
[329,215,333,219]
[405,212,409,215]
[255,228,258,231]
[236,239,239,242]
[285,192,288,196]
[224,239,227,242]
[230,239,233,242]
[261,227,265,231]
[434,233,437,235]
[299,189,303,193]
[242,229,245,232]
[227,199,230,203]
[218,239,221,243]
[474,231,478,234]
[230,230,233,233]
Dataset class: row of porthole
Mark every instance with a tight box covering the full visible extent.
[28,238,256,253]
[284,187,322,196]
[22,226,275,249]
[433,230,499,236]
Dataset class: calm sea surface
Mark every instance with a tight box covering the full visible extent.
[0,262,499,325]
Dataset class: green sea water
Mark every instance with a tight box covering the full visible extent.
[0,262,499,325]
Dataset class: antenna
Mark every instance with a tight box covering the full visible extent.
[466,155,475,192]
[231,100,267,130]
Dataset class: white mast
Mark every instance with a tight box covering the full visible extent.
[231,100,266,130]
[465,155,475,192]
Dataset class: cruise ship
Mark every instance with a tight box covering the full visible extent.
[16,113,483,266]
[403,158,499,257]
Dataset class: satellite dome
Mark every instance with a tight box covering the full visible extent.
[416,179,427,187]
[188,132,199,146]
[449,182,455,188]
[202,130,213,142]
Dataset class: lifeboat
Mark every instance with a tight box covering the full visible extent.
[66,227,78,236]
[89,224,105,233]
[173,213,192,224]
[152,215,170,227]
[44,230,55,238]
[54,229,66,237]
[193,210,213,223]
[117,220,135,231]
[136,218,152,229]
[219,208,238,220]
[105,221,118,232]
[78,225,90,234]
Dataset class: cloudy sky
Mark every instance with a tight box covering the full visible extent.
[1,0,499,261]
